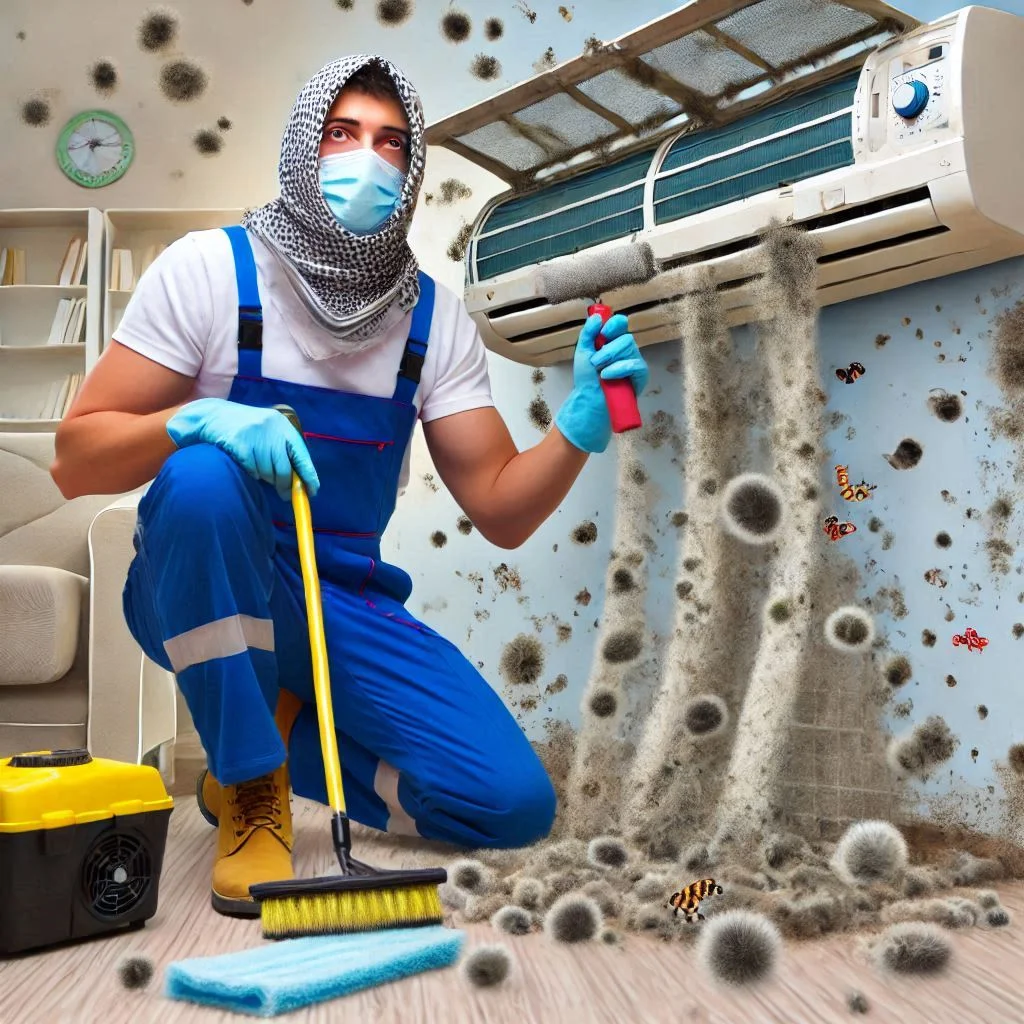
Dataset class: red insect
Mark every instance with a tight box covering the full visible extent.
[823,515,857,541]
[952,627,988,652]
[836,361,865,384]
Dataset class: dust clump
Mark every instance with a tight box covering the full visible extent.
[376,0,412,25]
[441,8,471,42]
[499,634,544,685]
[572,521,597,545]
[451,858,494,894]
[588,836,628,869]
[698,911,780,986]
[461,945,511,987]
[544,894,602,943]
[533,46,557,72]
[446,221,473,263]
[847,991,869,1014]
[491,905,532,935]
[987,907,1011,926]
[160,60,209,103]
[138,8,178,51]
[928,390,963,422]
[528,397,552,430]
[117,955,154,990]
[470,54,502,81]
[888,716,958,780]
[873,922,951,975]
[89,60,118,93]
[833,821,908,885]
[884,438,923,470]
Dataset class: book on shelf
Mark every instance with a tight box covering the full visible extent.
[57,236,88,286]
[45,297,87,346]
[0,248,26,285]
[110,244,165,291]
[37,372,84,420]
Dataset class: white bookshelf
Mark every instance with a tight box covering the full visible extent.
[0,208,103,431]
[103,209,245,347]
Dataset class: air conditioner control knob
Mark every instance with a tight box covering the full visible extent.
[892,80,929,119]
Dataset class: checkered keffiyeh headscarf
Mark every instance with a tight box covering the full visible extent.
[243,54,426,351]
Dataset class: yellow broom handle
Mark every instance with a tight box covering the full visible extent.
[290,471,347,816]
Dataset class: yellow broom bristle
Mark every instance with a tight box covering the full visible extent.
[260,883,444,939]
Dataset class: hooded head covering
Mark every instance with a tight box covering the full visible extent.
[242,55,426,352]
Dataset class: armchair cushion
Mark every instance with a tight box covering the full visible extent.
[0,565,86,685]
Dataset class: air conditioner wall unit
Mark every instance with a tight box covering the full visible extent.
[455,6,1024,366]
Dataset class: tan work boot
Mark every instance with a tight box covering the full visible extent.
[199,690,303,917]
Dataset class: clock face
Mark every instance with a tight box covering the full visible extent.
[56,110,134,188]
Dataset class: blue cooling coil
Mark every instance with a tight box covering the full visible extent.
[472,72,860,283]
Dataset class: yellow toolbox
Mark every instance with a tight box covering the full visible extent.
[0,748,174,955]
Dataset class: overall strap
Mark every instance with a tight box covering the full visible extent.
[392,271,435,404]
[223,225,263,377]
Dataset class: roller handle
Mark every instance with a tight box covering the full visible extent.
[588,303,643,433]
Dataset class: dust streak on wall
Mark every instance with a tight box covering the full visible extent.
[622,268,751,855]
[715,224,827,839]
[565,430,654,840]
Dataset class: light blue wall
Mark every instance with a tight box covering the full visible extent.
[385,0,1024,836]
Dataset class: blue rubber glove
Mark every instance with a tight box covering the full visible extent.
[166,398,320,501]
[554,313,650,454]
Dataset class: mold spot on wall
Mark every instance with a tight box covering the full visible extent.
[336,0,354,9]
[921,630,936,648]
[888,715,958,780]
[20,98,51,127]
[575,587,591,606]
[1009,744,1024,775]
[978,704,989,720]
[499,634,545,685]
[768,599,792,623]
[683,695,727,737]
[436,178,472,205]
[160,60,209,103]
[446,221,472,263]
[528,396,552,430]
[675,580,693,599]
[884,438,923,470]
[470,54,502,81]
[138,8,178,52]
[430,530,447,549]
[928,391,963,423]
[376,0,412,26]
[533,47,557,73]
[16,31,26,40]
[915,327,924,340]
[993,299,1024,394]
[484,17,504,40]
[987,538,1014,575]
[924,568,948,588]
[193,129,222,155]
[546,674,568,696]
[493,563,522,592]
[1013,623,1024,639]
[589,688,618,718]
[217,116,232,130]
[531,368,545,385]
[884,656,912,688]
[611,568,635,594]
[602,630,643,664]
[721,473,785,544]
[89,60,118,94]
[700,477,718,495]
[875,334,890,348]
[824,606,875,651]
[441,9,472,42]
[421,472,439,492]
[571,521,597,545]
[935,532,951,548]
[671,511,688,528]
[456,515,473,535]
[945,674,956,688]
[556,622,572,642]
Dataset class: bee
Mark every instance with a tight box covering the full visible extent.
[835,361,865,384]
[823,514,857,541]
[835,465,876,501]
[668,878,724,922]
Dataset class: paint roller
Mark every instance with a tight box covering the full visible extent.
[538,243,658,433]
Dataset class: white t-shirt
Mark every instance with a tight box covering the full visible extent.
[113,227,494,491]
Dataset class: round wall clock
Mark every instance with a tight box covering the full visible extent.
[56,110,134,188]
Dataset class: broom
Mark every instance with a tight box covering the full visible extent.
[249,405,447,940]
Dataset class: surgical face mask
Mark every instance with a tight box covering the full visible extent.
[318,149,406,235]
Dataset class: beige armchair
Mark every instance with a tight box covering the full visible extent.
[0,432,176,778]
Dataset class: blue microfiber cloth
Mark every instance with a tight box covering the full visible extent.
[164,926,465,1018]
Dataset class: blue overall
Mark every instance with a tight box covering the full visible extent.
[122,225,555,848]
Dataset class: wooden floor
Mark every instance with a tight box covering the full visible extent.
[3,784,1024,1024]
